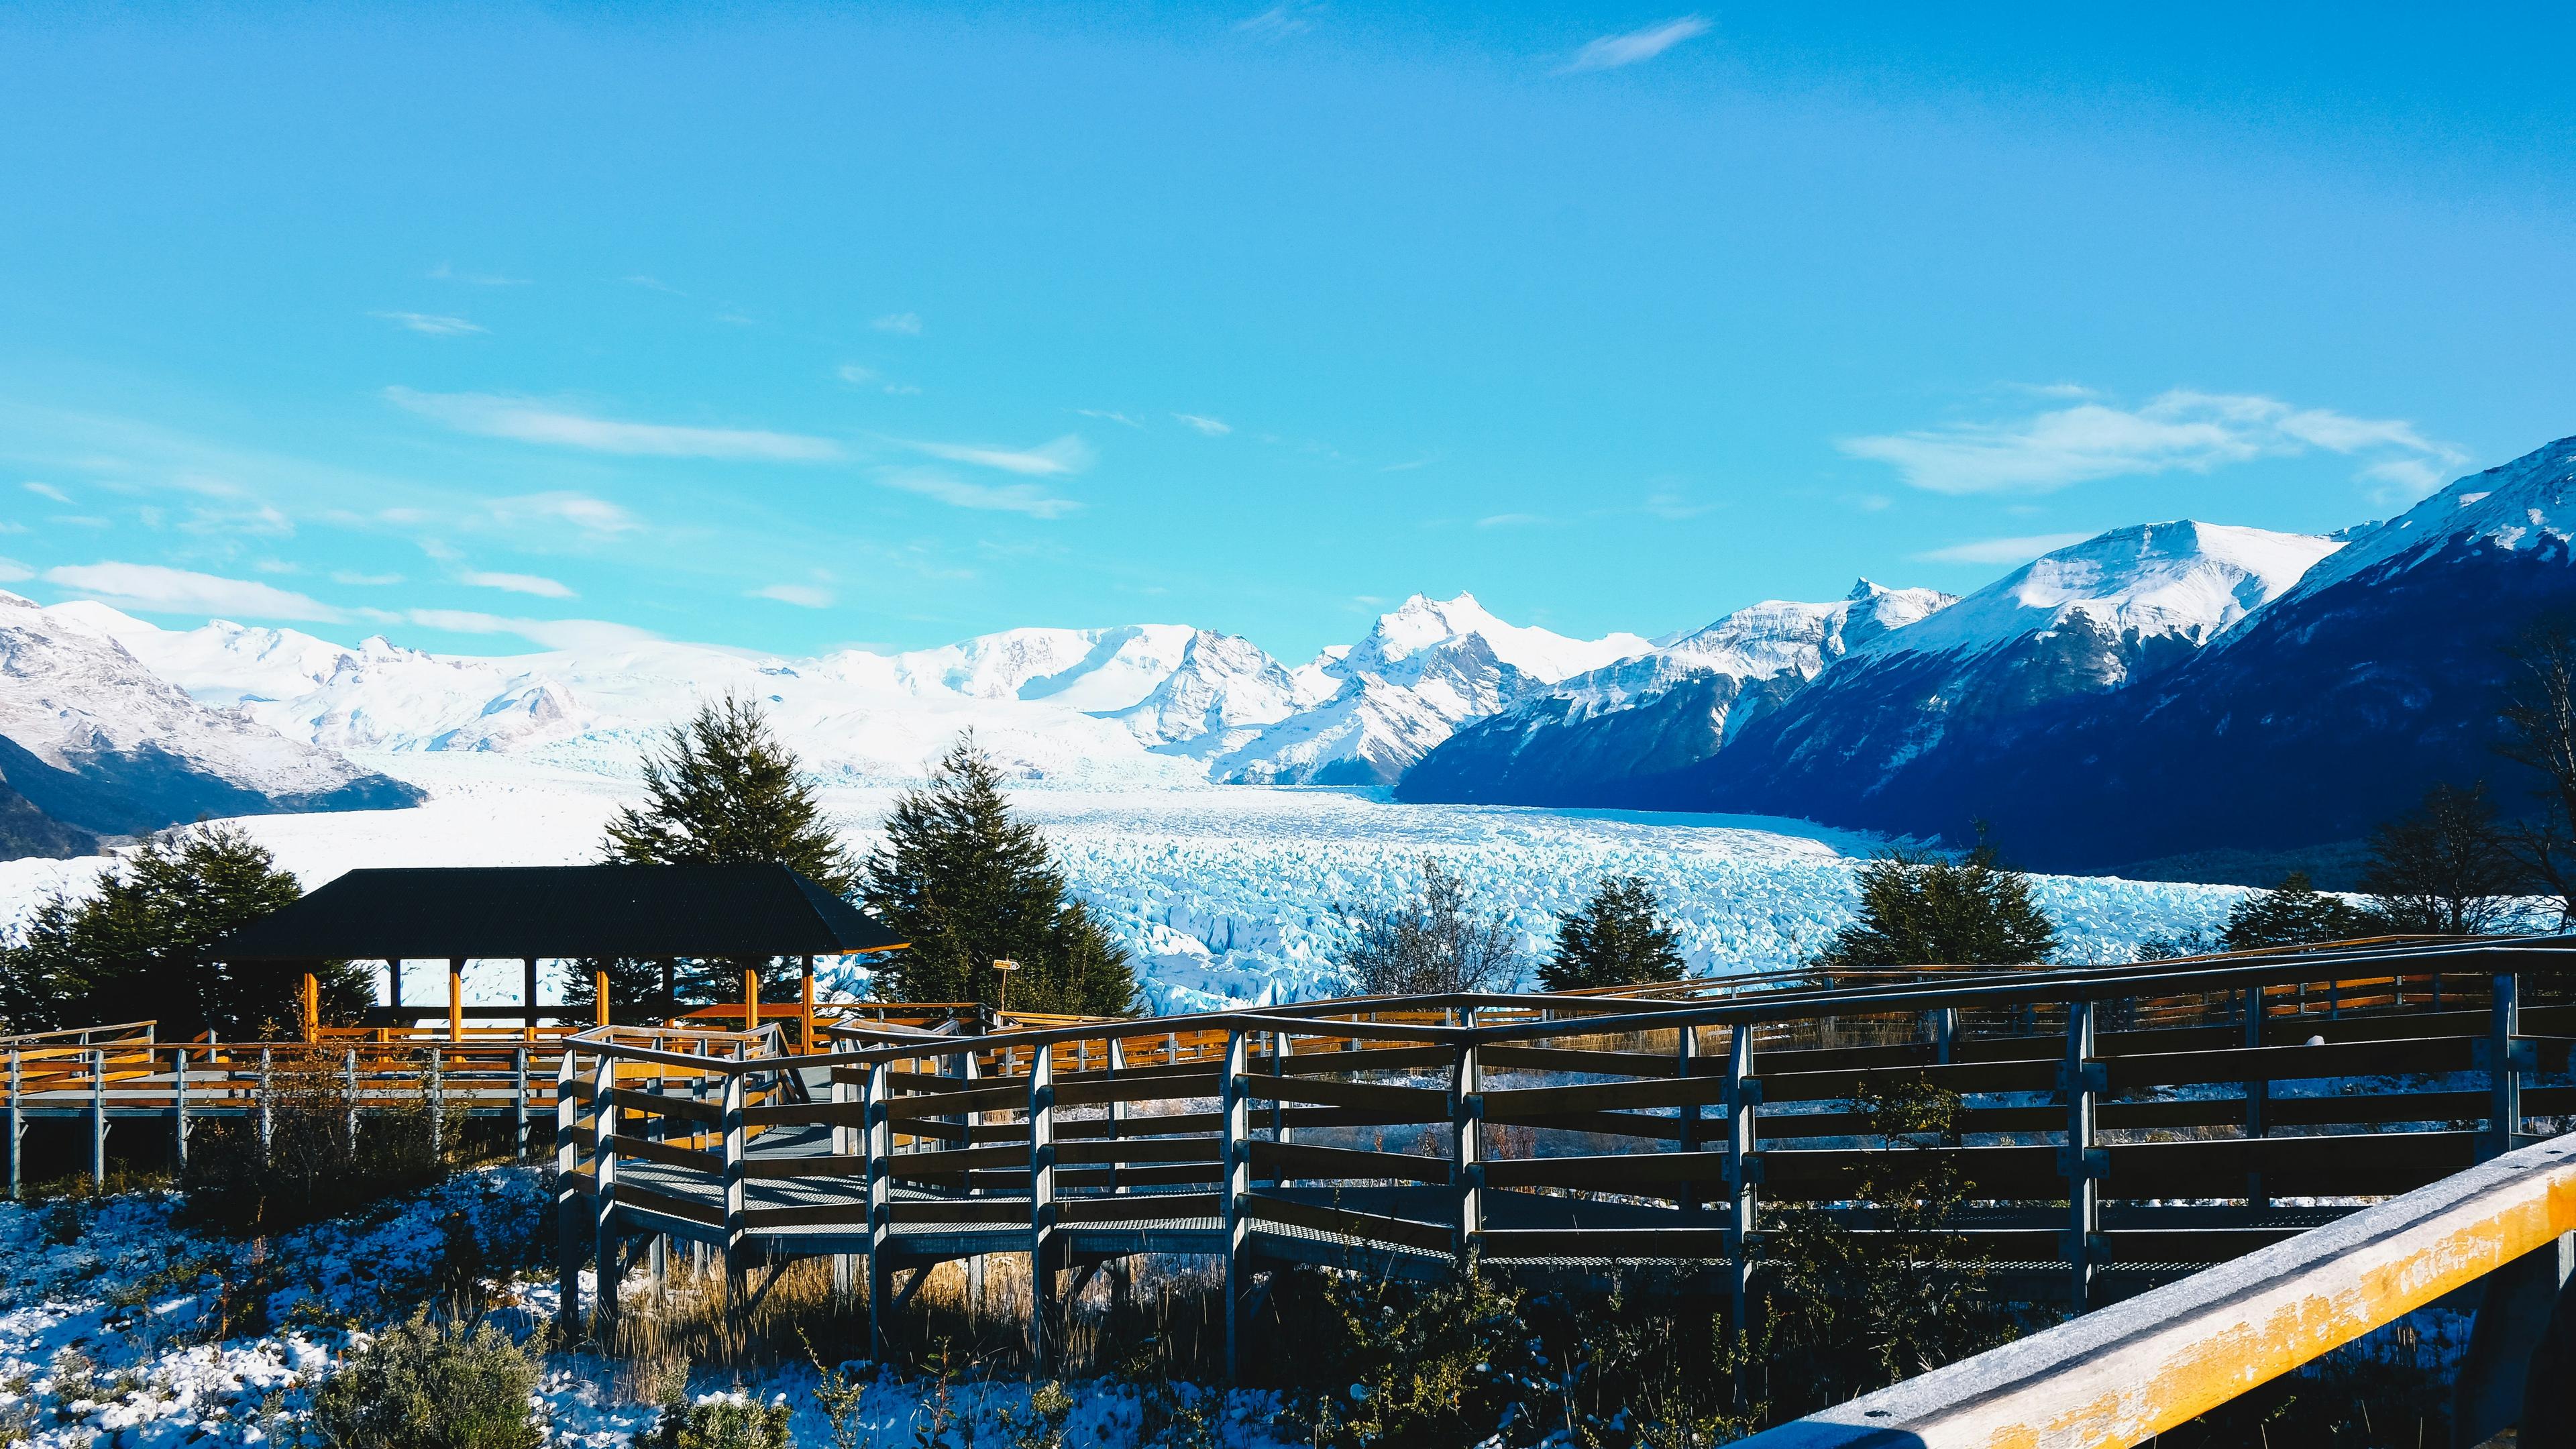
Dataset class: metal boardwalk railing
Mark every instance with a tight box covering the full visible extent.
[540,934,2576,1381]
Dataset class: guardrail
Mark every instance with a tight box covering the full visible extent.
[548,935,2576,1382]
[1739,1131,2576,1448]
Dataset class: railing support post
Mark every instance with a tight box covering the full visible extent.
[554,1045,581,1334]
[1452,1038,1484,1267]
[863,1059,892,1359]
[2062,999,2103,1315]
[90,1047,105,1189]
[2243,985,2269,1210]
[259,1048,274,1161]
[1106,1036,1128,1195]
[343,1049,360,1157]
[172,1049,190,1171]
[1721,1022,1760,1338]
[721,1067,748,1307]
[2490,971,2523,1161]
[592,1050,619,1324]
[427,1047,445,1161]
[832,1069,854,1301]
[514,1046,530,1163]
[1221,1027,1250,1384]
[5,1049,19,1200]
[2455,1230,2576,1448]
[1030,1037,1060,1373]
[1676,1022,1701,1216]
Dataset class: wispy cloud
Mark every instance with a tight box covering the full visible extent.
[386,388,843,462]
[1841,388,2468,498]
[1912,532,2096,566]
[619,274,684,294]
[1561,15,1711,72]
[1236,2,1320,39]
[1477,513,1549,529]
[459,569,575,598]
[404,609,660,651]
[428,262,528,286]
[489,492,641,537]
[1077,409,1142,428]
[44,562,344,621]
[877,468,1079,519]
[373,311,487,337]
[1642,490,1716,520]
[0,557,33,582]
[872,312,924,335]
[837,364,878,385]
[1173,413,1233,437]
[332,570,405,586]
[903,435,1093,476]
[751,582,834,608]
[23,482,71,504]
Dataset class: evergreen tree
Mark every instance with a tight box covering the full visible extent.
[1344,857,1523,996]
[859,735,1138,1016]
[2359,782,2528,936]
[586,694,857,1011]
[2218,871,2373,951]
[1811,841,2057,969]
[1539,875,1686,991]
[0,824,364,1038]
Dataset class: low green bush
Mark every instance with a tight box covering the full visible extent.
[633,1394,794,1449]
[310,1310,544,1449]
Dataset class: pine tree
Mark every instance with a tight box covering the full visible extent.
[1539,875,1685,991]
[859,735,1138,1016]
[584,694,857,1012]
[0,824,364,1038]
[2218,871,2373,951]
[1811,841,2058,969]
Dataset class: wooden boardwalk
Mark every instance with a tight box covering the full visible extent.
[539,935,2576,1374]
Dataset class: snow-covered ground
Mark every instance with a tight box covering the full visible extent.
[0,1169,1294,1449]
[0,753,2250,1014]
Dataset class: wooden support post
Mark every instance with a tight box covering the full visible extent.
[172,1049,190,1170]
[594,971,611,1028]
[660,958,676,1026]
[721,1067,748,1306]
[91,1047,106,1188]
[1267,1030,1285,1177]
[2490,970,2523,1161]
[514,1046,531,1162]
[258,1048,274,1160]
[745,968,760,1033]
[1676,1022,1701,1216]
[1106,1036,1128,1195]
[302,971,319,1042]
[427,1047,444,1161]
[2062,999,2103,1314]
[555,1046,582,1332]
[592,1050,619,1324]
[2244,986,2269,1209]
[6,1049,19,1201]
[1221,1028,1250,1383]
[1721,1022,1760,1338]
[800,967,815,1054]
[343,1049,360,1156]
[1029,1033,1060,1373]
[1452,1036,1485,1268]
[524,957,539,1036]
[1934,1007,1957,1065]
[447,960,464,1042]
[388,955,404,1012]
[831,1069,854,1299]
[864,1059,892,1358]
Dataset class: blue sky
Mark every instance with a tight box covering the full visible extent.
[2,3,2571,663]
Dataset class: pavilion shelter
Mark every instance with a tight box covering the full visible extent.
[214,863,907,1036]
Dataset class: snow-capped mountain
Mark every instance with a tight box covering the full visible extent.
[0,592,419,850]
[1673,521,2343,830]
[1845,435,2576,875]
[51,591,1648,792]
[1397,580,1953,805]
[1208,594,1650,786]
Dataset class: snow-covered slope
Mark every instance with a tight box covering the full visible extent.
[0,592,419,840]
[1208,594,1650,786]
[1678,521,2341,822]
[1399,580,1953,806]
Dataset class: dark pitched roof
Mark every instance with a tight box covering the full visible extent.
[214,865,908,961]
